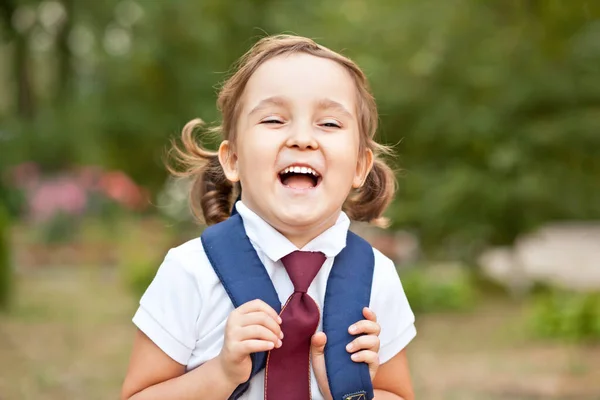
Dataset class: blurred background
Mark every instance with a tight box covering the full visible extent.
[1,0,599,399]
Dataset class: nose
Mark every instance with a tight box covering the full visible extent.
[284,122,319,150]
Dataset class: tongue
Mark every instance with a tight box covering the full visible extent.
[283,174,314,189]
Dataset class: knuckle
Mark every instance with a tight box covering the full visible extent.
[259,313,271,326]
[256,299,269,309]
[370,337,380,348]
[357,335,378,349]
[249,299,262,308]
[374,322,382,334]
[360,321,379,334]
[350,338,363,350]
[357,335,371,344]
[263,327,274,339]
[353,336,365,347]
[249,325,261,336]
[265,327,277,339]
[258,326,272,339]
[362,351,375,362]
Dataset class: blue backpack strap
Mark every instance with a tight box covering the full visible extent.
[200,214,282,399]
[323,231,375,400]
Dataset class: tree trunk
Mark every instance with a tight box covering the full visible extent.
[56,0,74,100]
[15,35,35,118]
[0,0,35,119]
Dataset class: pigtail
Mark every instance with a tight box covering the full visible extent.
[167,119,236,225]
[344,156,397,228]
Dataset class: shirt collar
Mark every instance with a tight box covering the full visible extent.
[234,201,350,262]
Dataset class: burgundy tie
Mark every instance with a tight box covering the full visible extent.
[265,251,326,400]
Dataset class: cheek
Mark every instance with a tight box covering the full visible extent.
[327,137,360,172]
[323,157,359,192]
[236,131,279,174]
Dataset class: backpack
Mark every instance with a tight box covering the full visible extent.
[201,213,375,400]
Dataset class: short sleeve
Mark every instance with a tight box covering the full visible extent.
[132,249,202,365]
[370,249,416,365]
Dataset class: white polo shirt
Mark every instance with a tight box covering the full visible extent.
[133,201,416,400]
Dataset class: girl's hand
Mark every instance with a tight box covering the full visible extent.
[217,299,283,386]
[311,307,381,400]
[347,307,381,381]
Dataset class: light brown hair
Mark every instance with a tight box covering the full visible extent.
[168,35,396,227]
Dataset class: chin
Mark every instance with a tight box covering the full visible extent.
[273,204,336,229]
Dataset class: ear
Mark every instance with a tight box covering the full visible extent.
[352,148,373,188]
[218,140,240,182]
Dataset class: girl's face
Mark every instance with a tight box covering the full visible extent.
[219,53,372,246]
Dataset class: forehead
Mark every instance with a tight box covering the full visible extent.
[241,53,357,111]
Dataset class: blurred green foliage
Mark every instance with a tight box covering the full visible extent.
[39,211,77,244]
[112,217,171,298]
[121,257,157,299]
[1,0,599,258]
[0,204,12,311]
[529,289,600,341]
[400,265,477,314]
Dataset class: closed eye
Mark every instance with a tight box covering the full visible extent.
[320,121,342,128]
[261,118,284,124]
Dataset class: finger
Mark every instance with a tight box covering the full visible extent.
[240,312,283,339]
[237,300,282,324]
[348,320,381,336]
[310,332,331,400]
[350,350,380,366]
[346,334,380,353]
[311,332,327,356]
[236,325,282,348]
[362,307,378,322]
[236,339,277,354]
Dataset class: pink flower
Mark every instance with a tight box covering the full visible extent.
[77,166,103,191]
[99,171,148,210]
[29,177,88,222]
[10,164,149,220]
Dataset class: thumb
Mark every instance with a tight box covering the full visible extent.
[311,332,332,400]
[311,331,327,356]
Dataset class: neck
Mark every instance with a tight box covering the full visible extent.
[275,212,340,249]
[238,199,341,249]
[280,223,335,249]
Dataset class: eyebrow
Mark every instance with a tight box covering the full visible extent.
[315,98,354,119]
[248,96,289,117]
[247,96,355,119]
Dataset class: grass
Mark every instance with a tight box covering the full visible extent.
[0,267,599,399]
[0,268,137,400]
[409,301,600,399]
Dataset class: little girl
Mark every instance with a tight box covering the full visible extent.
[121,35,416,400]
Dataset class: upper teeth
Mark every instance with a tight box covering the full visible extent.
[281,166,319,176]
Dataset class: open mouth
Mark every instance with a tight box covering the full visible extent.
[278,165,321,189]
